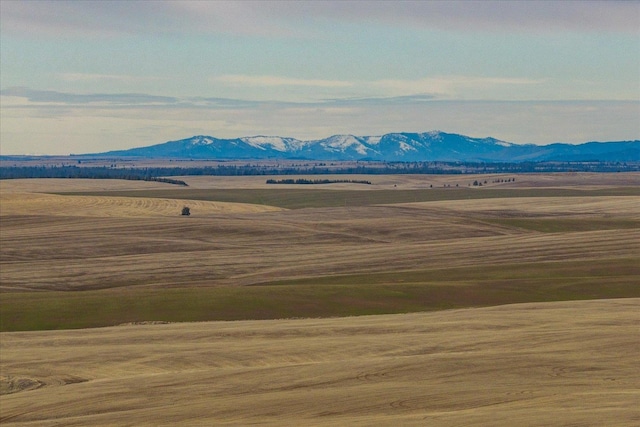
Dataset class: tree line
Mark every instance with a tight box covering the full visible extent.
[266,178,372,185]
[0,165,188,186]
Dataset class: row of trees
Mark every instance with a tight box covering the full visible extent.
[266,178,372,185]
[0,166,188,186]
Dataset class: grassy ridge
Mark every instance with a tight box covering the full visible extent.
[2,258,637,332]
[57,187,640,209]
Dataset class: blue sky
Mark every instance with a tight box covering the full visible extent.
[1,0,638,155]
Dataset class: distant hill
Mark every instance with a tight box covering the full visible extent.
[97,131,639,162]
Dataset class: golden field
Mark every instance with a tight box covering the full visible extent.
[2,299,638,426]
[1,173,639,425]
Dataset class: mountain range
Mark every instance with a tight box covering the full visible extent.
[98,131,639,163]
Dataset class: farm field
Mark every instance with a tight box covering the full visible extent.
[1,173,639,425]
[2,298,638,426]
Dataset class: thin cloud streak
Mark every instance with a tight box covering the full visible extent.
[211,75,353,88]
[206,75,549,101]
[370,76,546,99]
[58,73,167,84]
[1,87,179,105]
[0,81,551,112]
[4,87,636,111]
[1,87,285,109]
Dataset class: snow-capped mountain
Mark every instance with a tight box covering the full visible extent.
[98,131,639,162]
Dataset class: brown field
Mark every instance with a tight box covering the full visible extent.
[1,173,639,425]
[2,174,638,293]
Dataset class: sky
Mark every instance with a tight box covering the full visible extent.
[1,0,639,155]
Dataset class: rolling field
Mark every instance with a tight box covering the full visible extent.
[1,173,639,425]
[1,299,638,426]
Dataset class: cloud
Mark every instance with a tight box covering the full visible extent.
[1,87,179,105]
[369,76,544,99]
[324,94,436,106]
[211,75,353,88]
[188,97,263,109]
[206,75,547,102]
[58,73,166,84]
[0,87,268,111]
[0,75,579,117]
[2,1,636,38]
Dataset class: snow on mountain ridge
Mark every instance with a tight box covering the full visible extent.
[363,135,383,145]
[398,141,417,152]
[313,135,370,155]
[241,136,290,151]
[189,135,216,145]
[495,140,514,147]
[323,135,361,147]
[425,130,444,141]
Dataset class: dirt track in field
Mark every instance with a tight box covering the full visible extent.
[1,298,638,426]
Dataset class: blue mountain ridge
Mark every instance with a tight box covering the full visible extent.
[98,131,639,162]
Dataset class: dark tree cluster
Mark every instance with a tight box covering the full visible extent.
[0,165,188,186]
